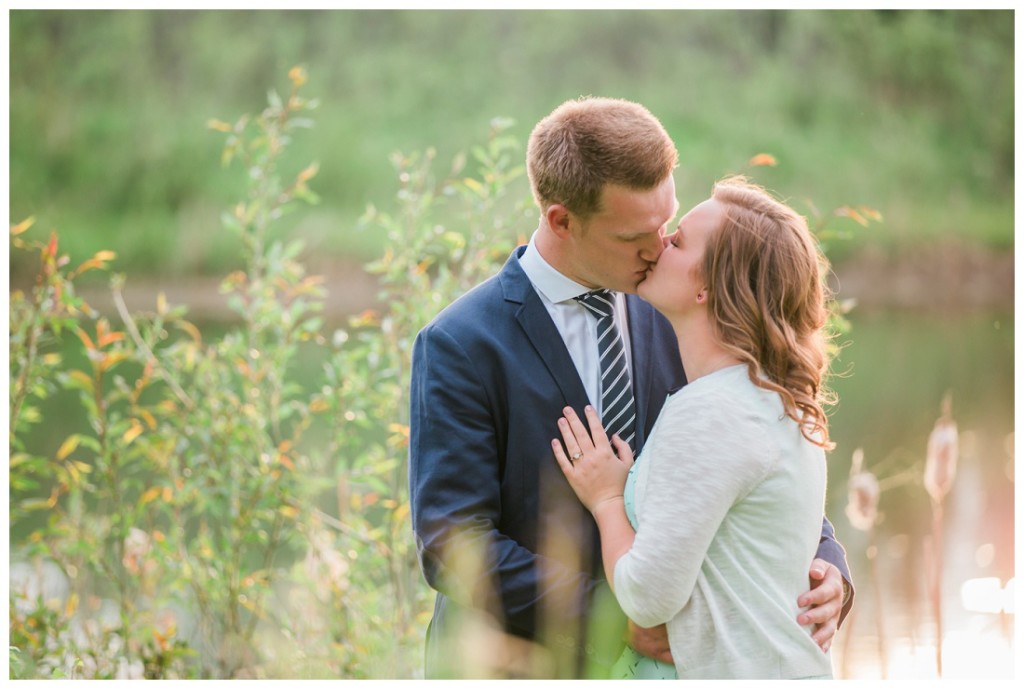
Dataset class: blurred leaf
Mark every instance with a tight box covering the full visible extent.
[748,153,778,167]
[123,421,144,445]
[175,320,203,345]
[98,330,125,348]
[858,206,884,222]
[75,328,96,352]
[56,434,81,461]
[11,216,35,236]
[835,206,869,226]
[296,161,319,185]
[207,118,233,133]
[66,369,95,394]
[288,65,308,87]
[141,486,161,505]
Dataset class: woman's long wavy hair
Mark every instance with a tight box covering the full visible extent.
[702,176,836,450]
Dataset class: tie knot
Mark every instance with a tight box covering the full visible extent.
[575,289,616,319]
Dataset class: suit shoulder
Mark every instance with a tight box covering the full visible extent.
[420,272,508,336]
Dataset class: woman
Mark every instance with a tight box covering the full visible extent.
[552,176,836,679]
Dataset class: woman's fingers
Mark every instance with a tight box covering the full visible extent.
[610,433,634,466]
[560,406,595,453]
[583,405,610,448]
[551,438,574,476]
[556,417,584,461]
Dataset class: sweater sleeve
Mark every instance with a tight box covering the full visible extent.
[612,388,773,628]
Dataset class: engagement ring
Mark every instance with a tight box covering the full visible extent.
[571,452,583,461]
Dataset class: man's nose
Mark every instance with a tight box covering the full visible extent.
[641,232,669,262]
[640,239,663,262]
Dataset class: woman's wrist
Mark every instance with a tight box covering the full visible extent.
[591,495,627,523]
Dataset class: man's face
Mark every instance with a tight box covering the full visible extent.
[637,197,725,317]
[566,174,679,294]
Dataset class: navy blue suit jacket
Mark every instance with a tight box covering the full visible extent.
[409,246,851,675]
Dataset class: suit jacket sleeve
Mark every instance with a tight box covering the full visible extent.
[816,515,855,626]
[409,321,599,638]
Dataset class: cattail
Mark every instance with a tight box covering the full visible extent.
[845,448,880,531]
[924,392,958,504]
[843,448,886,678]
[926,391,957,678]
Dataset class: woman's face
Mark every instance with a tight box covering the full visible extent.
[637,197,726,317]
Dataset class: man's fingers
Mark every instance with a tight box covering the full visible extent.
[799,597,840,626]
[811,617,838,652]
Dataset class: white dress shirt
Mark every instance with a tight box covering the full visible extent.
[518,233,633,415]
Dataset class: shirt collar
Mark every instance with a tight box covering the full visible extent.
[519,232,594,304]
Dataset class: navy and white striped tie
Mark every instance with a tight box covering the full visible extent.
[575,289,637,452]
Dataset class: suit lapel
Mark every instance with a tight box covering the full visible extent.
[626,294,658,447]
[500,248,590,410]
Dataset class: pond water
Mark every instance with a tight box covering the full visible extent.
[824,308,1014,679]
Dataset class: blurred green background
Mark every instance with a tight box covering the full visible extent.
[10,9,1013,279]
[9,9,1015,679]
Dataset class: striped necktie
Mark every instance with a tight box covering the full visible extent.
[575,289,637,452]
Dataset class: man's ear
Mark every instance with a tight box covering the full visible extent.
[545,204,574,238]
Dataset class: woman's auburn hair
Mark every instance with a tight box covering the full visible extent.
[703,176,836,450]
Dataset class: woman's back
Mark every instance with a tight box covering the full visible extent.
[614,364,832,679]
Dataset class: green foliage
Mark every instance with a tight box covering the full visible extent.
[10,68,866,679]
[8,68,530,679]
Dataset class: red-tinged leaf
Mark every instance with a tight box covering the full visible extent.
[748,153,778,167]
[835,206,869,226]
[11,217,35,236]
[76,328,96,351]
[858,206,883,222]
[47,232,58,258]
[297,161,319,184]
[278,454,296,471]
[350,309,380,328]
[98,331,125,348]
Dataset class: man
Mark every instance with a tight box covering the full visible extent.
[409,97,853,678]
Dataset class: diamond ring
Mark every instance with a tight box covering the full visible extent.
[571,452,583,461]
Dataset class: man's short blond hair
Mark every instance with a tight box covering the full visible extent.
[526,97,678,219]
